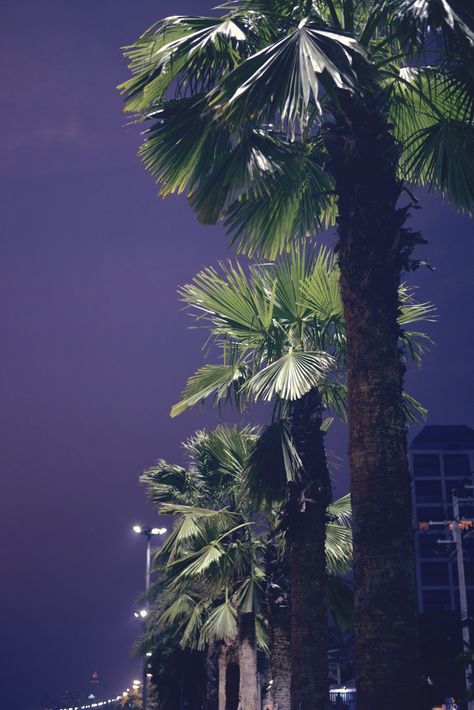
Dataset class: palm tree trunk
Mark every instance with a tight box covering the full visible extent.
[238,612,259,710]
[218,642,227,710]
[326,87,421,709]
[270,608,291,710]
[205,642,219,710]
[289,389,331,710]
[267,537,291,710]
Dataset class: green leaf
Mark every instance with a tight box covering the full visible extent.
[200,598,238,642]
[224,140,337,258]
[402,391,428,423]
[216,17,365,128]
[243,349,335,401]
[119,14,254,111]
[171,361,247,417]
[386,67,474,213]
[245,419,302,506]
[139,96,231,197]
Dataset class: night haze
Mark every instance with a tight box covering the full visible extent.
[0,2,472,709]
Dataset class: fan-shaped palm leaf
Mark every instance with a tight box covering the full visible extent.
[243,349,334,401]
[200,597,238,643]
[224,139,337,257]
[216,17,365,128]
[119,14,257,111]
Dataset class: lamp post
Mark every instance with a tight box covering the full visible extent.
[132,524,167,710]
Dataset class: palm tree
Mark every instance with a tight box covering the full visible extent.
[142,425,262,710]
[141,424,353,710]
[119,4,469,705]
[168,246,431,709]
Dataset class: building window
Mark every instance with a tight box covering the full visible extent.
[418,532,451,559]
[421,561,450,586]
[415,506,445,524]
[415,480,443,504]
[423,589,452,613]
[444,453,470,477]
[413,454,441,477]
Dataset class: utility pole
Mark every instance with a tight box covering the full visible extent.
[452,492,474,710]
[426,489,474,710]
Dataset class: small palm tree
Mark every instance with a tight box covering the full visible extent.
[169,246,432,709]
[119,5,472,705]
[141,425,353,710]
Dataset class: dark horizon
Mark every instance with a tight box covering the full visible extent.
[0,2,473,709]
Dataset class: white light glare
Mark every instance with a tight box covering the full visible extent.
[151,527,167,535]
[132,680,141,686]
[132,524,142,534]
[146,651,153,657]
[139,608,148,618]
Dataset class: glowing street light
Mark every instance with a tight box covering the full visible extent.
[134,609,148,619]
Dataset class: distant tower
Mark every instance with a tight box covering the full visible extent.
[410,425,474,614]
[88,671,100,701]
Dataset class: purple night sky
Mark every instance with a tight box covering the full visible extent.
[0,2,472,709]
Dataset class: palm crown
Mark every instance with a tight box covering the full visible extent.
[120,0,474,259]
[171,246,434,422]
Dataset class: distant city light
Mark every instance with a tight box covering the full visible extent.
[132,524,142,534]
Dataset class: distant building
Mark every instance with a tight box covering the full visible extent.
[411,425,474,614]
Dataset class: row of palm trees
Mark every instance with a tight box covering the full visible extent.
[132,249,432,709]
[139,425,352,710]
[119,2,474,707]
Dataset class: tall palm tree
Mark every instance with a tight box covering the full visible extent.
[141,424,353,710]
[119,4,468,705]
[169,247,431,709]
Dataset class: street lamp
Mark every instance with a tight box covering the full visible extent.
[132,525,167,592]
[132,524,167,710]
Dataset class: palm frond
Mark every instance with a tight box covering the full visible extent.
[402,391,428,423]
[225,139,337,258]
[243,349,335,401]
[328,493,351,527]
[391,0,474,50]
[179,260,276,339]
[325,515,352,575]
[404,118,474,213]
[139,96,231,197]
[386,66,474,213]
[200,597,238,643]
[216,17,365,128]
[299,245,343,322]
[171,360,248,418]
[141,461,201,506]
[233,572,265,614]
[244,419,302,506]
[119,14,257,111]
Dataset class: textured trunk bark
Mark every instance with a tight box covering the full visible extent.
[238,612,259,710]
[289,389,331,710]
[270,610,291,710]
[218,642,227,710]
[267,537,291,710]
[205,642,219,710]
[326,87,421,709]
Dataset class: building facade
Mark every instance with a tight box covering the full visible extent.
[411,425,474,614]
